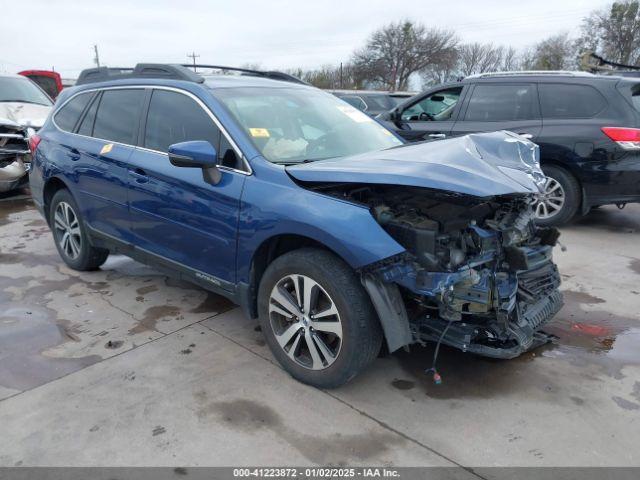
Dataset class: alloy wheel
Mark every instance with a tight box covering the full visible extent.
[268,274,343,370]
[54,201,82,259]
[535,176,565,220]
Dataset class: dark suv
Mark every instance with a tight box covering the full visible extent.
[379,72,640,225]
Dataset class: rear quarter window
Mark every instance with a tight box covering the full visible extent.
[539,83,607,118]
[54,92,93,132]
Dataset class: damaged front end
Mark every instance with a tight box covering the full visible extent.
[0,124,34,192]
[0,103,48,193]
[293,131,564,359]
[359,187,563,358]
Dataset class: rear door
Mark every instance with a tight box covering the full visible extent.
[393,86,466,142]
[127,88,246,287]
[451,83,542,140]
[71,88,146,240]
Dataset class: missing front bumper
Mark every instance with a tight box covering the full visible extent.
[414,289,564,359]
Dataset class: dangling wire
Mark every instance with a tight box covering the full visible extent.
[426,319,454,385]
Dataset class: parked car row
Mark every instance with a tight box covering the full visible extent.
[8,62,640,387]
[29,63,564,387]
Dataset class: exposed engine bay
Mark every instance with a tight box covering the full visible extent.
[315,183,563,359]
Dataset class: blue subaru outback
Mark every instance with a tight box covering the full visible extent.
[29,64,563,387]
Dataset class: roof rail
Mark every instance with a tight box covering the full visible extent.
[465,70,595,79]
[182,64,308,85]
[76,63,308,86]
[76,64,204,85]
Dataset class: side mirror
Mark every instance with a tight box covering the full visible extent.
[168,140,221,185]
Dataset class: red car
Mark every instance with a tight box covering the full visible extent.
[18,70,74,99]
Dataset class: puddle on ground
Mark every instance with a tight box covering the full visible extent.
[0,306,101,391]
[393,287,640,398]
[0,193,33,226]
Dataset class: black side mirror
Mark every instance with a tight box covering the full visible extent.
[168,141,221,185]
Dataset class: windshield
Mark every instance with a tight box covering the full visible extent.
[214,87,402,164]
[0,76,53,106]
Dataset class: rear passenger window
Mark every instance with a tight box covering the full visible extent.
[93,89,145,144]
[54,92,92,132]
[144,90,220,153]
[539,84,607,118]
[464,84,537,121]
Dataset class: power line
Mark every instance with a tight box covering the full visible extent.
[187,52,200,72]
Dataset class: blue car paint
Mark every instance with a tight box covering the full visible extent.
[30,75,548,337]
[287,130,545,198]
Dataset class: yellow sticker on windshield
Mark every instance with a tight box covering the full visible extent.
[249,128,270,138]
[336,105,373,123]
[100,143,113,155]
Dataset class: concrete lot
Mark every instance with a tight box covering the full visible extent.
[0,191,639,468]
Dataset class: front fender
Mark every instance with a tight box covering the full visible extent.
[236,165,405,284]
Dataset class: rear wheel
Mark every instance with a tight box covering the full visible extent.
[258,248,382,388]
[49,189,109,271]
[535,165,580,226]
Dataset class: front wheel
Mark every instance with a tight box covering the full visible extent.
[258,248,382,388]
[534,165,580,226]
[49,189,109,271]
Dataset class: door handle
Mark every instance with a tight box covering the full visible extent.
[68,148,80,161]
[427,133,446,139]
[518,133,533,140]
[129,168,149,184]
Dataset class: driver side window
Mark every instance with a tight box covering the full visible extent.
[401,87,462,122]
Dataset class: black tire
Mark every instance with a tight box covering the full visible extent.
[258,248,382,388]
[49,189,109,271]
[536,165,581,226]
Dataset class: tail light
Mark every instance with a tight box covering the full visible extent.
[28,133,41,154]
[601,127,640,150]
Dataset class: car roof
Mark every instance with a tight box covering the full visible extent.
[201,74,314,89]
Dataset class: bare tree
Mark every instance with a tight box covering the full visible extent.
[352,20,458,91]
[501,46,519,71]
[578,1,640,65]
[523,32,577,70]
[456,43,506,76]
[285,64,364,89]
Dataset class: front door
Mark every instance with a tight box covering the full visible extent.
[393,86,466,142]
[127,88,245,287]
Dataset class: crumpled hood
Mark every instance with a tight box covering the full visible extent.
[287,131,546,198]
[0,102,51,129]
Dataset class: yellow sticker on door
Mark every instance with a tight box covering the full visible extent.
[100,143,114,155]
[249,128,270,138]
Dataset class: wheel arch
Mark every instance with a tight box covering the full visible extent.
[42,176,73,224]
[539,159,587,215]
[242,233,347,319]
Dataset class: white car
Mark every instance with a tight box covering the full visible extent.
[0,74,53,192]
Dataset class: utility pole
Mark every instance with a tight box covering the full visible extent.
[93,45,101,67]
[187,52,200,72]
[340,62,343,89]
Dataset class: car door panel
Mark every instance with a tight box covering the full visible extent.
[393,86,467,142]
[74,137,133,240]
[127,149,244,286]
[126,88,244,286]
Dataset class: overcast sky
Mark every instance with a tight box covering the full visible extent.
[0,0,607,78]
